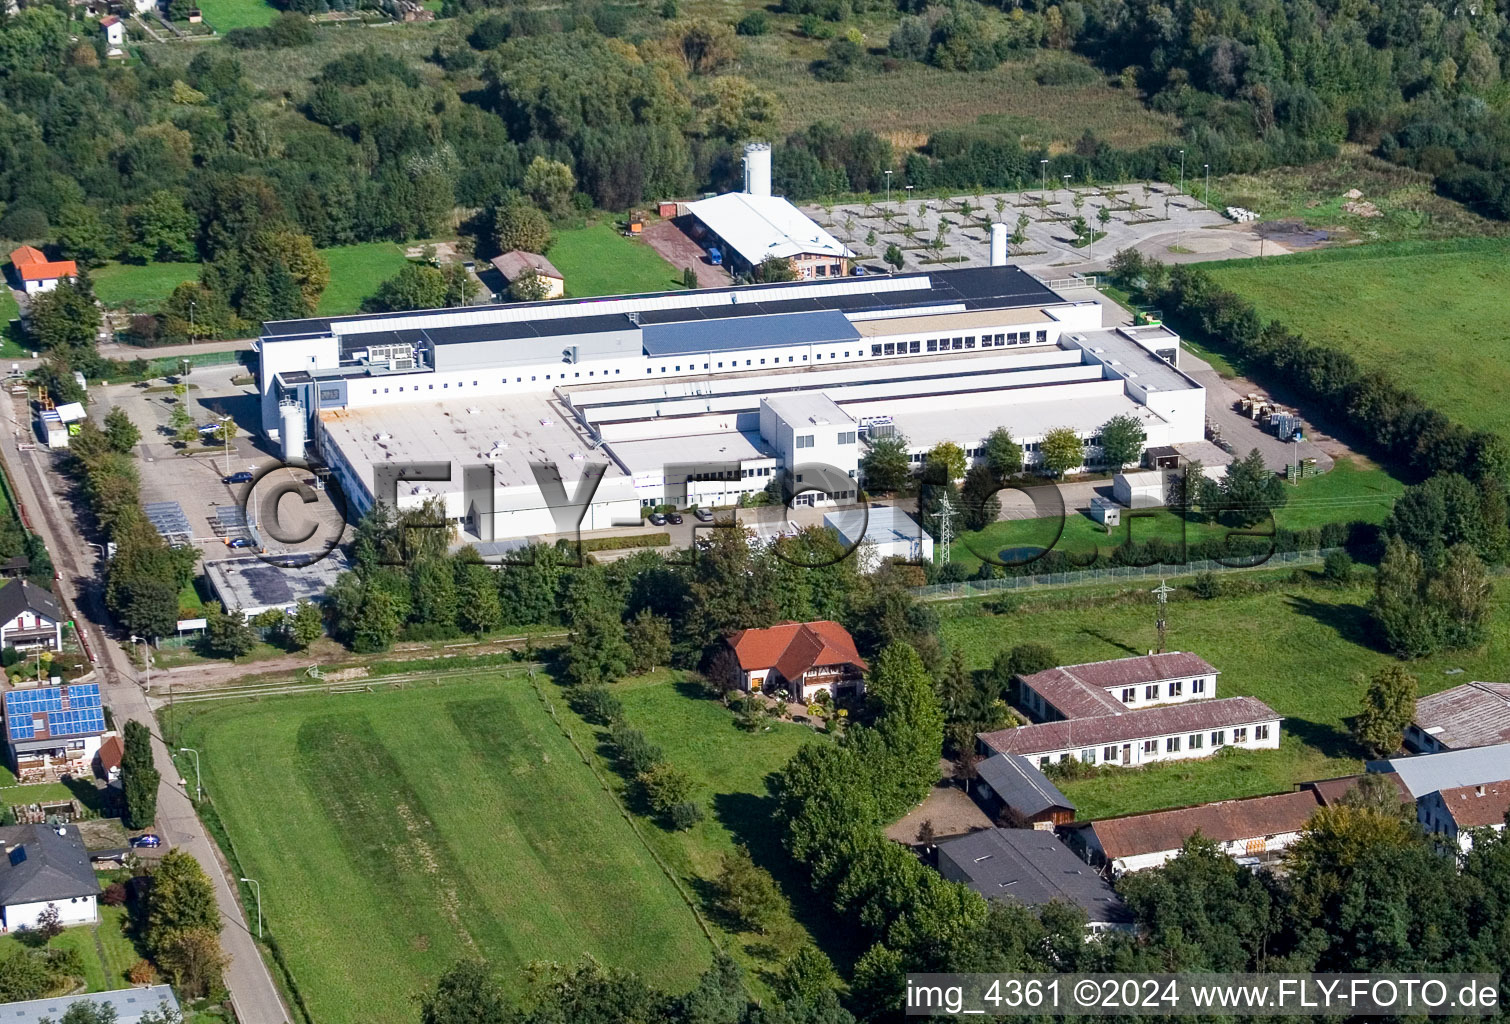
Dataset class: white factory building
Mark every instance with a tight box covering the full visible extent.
[256,265,1206,544]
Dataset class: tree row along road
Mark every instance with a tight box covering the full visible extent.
[0,393,292,1024]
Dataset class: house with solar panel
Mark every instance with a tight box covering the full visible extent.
[3,685,105,782]
[0,580,65,651]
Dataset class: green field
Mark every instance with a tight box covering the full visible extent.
[1206,239,1510,435]
[950,458,1404,572]
[90,262,200,312]
[549,223,682,298]
[0,287,26,357]
[198,0,278,30]
[941,577,1510,819]
[314,242,412,316]
[174,673,716,1024]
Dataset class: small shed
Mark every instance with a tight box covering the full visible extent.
[1112,470,1166,509]
[657,201,679,218]
[1089,496,1121,527]
[99,14,124,47]
[972,752,1076,828]
[36,411,68,449]
[489,251,565,300]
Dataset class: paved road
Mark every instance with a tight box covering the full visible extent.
[0,396,291,1024]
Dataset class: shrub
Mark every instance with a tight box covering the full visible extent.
[608,723,663,775]
[128,959,157,985]
[669,800,703,830]
[1190,571,1222,599]
[578,686,623,725]
[736,10,767,35]
[1323,549,1355,585]
[101,882,128,906]
[0,647,16,668]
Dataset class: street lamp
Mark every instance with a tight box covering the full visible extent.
[218,415,233,477]
[178,747,201,801]
[128,635,151,692]
[884,169,892,206]
[1178,149,1185,196]
[240,877,262,941]
[1038,159,1048,216]
[188,301,196,344]
[1204,163,1210,208]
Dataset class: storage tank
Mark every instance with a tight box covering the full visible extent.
[279,398,306,463]
[990,223,1008,266]
[743,142,772,197]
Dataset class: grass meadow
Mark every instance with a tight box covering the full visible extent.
[1206,238,1510,435]
[92,261,200,312]
[550,223,683,298]
[941,576,1510,818]
[314,242,413,316]
[198,0,278,30]
[948,458,1404,573]
[173,673,723,1024]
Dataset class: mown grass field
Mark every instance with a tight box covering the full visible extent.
[550,223,682,298]
[0,906,139,993]
[941,577,1510,818]
[313,242,413,316]
[0,287,27,357]
[91,262,200,312]
[198,0,278,30]
[949,458,1404,572]
[174,673,715,1024]
[1206,238,1510,435]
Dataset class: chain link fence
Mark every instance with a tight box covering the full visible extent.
[914,548,1339,600]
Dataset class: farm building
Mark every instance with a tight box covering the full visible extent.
[685,144,852,281]
[935,828,1133,935]
[823,504,932,568]
[490,251,565,300]
[6,247,74,295]
[1406,681,1510,752]
[0,824,101,932]
[1064,790,1324,875]
[970,752,1075,828]
[724,620,866,703]
[258,264,1204,545]
[2,684,105,780]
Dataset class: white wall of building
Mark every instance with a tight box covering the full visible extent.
[5,895,97,932]
[1024,720,1280,770]
[1089,828,1308,875]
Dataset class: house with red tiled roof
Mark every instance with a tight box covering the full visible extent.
[1419,781,1510,852]
[8,246,76,296]
[99,14,125,49]
[725,620,867,702]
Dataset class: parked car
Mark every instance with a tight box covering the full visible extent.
[693,508,714,522]
[222,471,253,484]
[666,512,684,525]
[130,834,161,849]
[227,537,253,548]
[648,512,667,526]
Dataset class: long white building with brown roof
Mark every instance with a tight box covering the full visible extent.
[981,652,1281,769]
[1406,681,1510,752]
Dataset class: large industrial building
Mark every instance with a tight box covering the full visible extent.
[256,263,1206,545]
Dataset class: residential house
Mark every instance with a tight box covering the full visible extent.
[979,697,1282,768]
[1405,681,1510,752]
[3,684,105,780]
[971,752,1075,829]
[0,987,180,1024]
[725,620,866,702]
[1016,652,1220,721]
[7,247,76,296]
[0,824,101,932]
[490,251,565,300]
[1417,782,1510,852]
[935,827,1134,935]
[1064,790,1324,875]
[99,14,124,49]
[986,652,1277,769]
[0,580,65,651]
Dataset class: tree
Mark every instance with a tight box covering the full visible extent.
[203,603,256,659]
[751,255,797,283]
[1215,448,1287,525]
[55,204,114,267]
[420,960,509,1024]
[982,426,1022,480]
[926,441,967,482]
[1354,665,1417,758]
[866,642,944,818]
[456,563,503,636]
[146,850,220,947]
[883,243,903,271]
[636,761,694,814]
[103,407,141,454]
[1371,536,1439,659]
[153,927,226,999]
[508,267,550,303]
[625,609,671,673]
[712,846,783,933]
[27,282,101,353]
[861,433,911,493]
[289,599,323,649]
[122,751,159,831]
[1003,641,1056,678]
[522,156,576,213]
[1429,543,1492,651]
[959,465,1001,531]
[1323,549,1354,585]
[563,570,630,686]
[369,264,447,312]
[492,200,550,255]
[35,903,63,942]
[1097,413,1146,468]
[351,587,401,653]
[127,191,197,263]
[1037,426,1083,478]
[1095,205,1111,237]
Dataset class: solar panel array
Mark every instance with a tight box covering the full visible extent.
[144,501,193,544]
[4,683,105,741]
[215,506,251,540]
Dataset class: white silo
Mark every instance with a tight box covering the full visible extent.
[990,223,1009,266]
[279,398,306,464]
[743,142,772,197]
